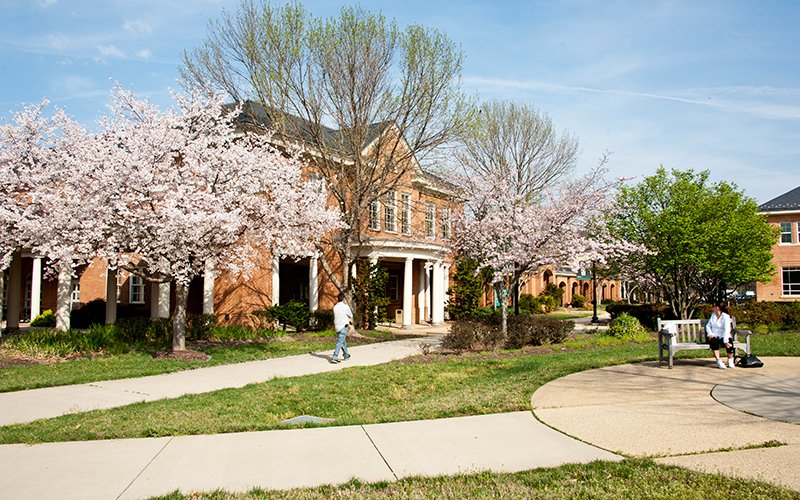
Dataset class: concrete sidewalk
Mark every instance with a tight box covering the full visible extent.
[533,356,800,492]
[0,412,620,499]
[0,336,434,426]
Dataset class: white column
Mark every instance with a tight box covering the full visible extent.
[309,254,319,313]
[417,263,427,324]
[6,252,22,330]
[30,257,42,320]
[105,267,117,325]
[272,254,281,306]
[55,262,72,331]
[402,257,413,329]
[203,262,215,315]
[443,263,451,320]
[157,282,170,319]
[423,262,432,322]
[431,261,444,325]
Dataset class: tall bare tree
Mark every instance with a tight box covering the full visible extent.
[182,1,471,296]
[455,100,580,312]
[457,100,578,204]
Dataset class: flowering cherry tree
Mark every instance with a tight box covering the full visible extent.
[0,101,110,329]
[96,84,341,350]
[454,164,633,338]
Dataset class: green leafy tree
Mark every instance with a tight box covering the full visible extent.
[446,257,489,319]
[352,260,389,330]
[606,167,776,319]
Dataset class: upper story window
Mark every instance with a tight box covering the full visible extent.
[401,193,411,236]
[441,207,451,240]
[130,274,145,304]
[780,221,792,244]
[782,267,800,296]
[71,281,80,303]
[369,197,381,231]
[384,190,397,233]
[116,273,122,303]
[425,202,436,237]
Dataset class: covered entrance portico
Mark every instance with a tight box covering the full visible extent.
[353,239,451,328]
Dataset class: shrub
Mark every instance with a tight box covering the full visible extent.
[470,307,499,321]
[519,294,554,314]
[4,326,118,358]
[505,315,573,348]
[261,300,311,331]
[782,302,800,330]
[605,303,674,330]
[542,283,564,305]
[70,299,107,329]
[114,317,170,345]
[442,319,479,351]
[30,309,56,327]
[186,314,219,340]
[310,309,334,331]
[607,313,649,341]
[570,294,586,309]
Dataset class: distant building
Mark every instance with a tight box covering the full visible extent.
[757,186,800,301]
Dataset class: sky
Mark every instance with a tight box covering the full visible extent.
[2,0,799,204]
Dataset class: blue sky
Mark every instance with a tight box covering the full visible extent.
[2,0,799,203]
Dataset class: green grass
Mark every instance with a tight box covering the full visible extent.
[0,329,410,393]
[151,459,800,499]
[0,332,795,445]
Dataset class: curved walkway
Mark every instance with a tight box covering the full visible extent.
[532,356,800,492]
[0,330,617,500]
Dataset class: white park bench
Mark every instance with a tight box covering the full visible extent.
[657,317,752,369]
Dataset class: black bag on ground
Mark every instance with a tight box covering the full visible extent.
[736,354,764,368]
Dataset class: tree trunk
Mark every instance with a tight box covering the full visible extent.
[55,261,72,332]
[498,283,508,340]
[172,282,188,351]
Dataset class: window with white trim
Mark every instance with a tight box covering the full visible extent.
[129,275,145,304]
[116,273,122,303]
[425,202,436,237]
[401,193,411,236]
[780,221,792,244]
[369,197,381,231]
[782,267,800,296]
[384,190,397,233]
[441,207,451,239]
[71,281,80,303]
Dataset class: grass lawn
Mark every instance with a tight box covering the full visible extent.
[151,459,800,499]
[0,332,795,445]
[0,329,413,393]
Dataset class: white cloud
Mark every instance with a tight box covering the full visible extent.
[38,0,58,8]
[96,44,125,59]
[136,49,153,60]
[46,33,71,52]
[123,20,153,36]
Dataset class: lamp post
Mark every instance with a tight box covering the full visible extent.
[591,261,599,323]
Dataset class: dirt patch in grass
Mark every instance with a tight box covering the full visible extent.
[152,348,211,361]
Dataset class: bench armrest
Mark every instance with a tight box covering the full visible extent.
[733,329,752,340]
[658,328,675,339]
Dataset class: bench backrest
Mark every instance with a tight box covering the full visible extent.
[657,317,737,344]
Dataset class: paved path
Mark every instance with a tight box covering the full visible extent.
[533,356,800,492]
[0,336,432,426]
[2,323,799,498]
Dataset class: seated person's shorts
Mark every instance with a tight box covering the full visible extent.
[708,336,735,354]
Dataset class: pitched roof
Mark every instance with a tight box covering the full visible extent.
[233,100,392,155]
[759,185,800,212]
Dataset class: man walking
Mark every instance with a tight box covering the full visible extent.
[331,292,353,363]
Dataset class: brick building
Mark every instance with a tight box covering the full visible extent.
[757,186,800,301]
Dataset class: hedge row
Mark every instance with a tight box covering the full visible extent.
[442,314,574,351]
[606,300,800,331]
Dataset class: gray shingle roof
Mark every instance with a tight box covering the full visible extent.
[759,186,800,212]
[233,100,392,155]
